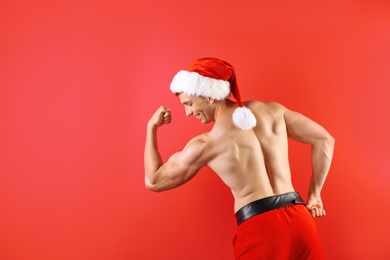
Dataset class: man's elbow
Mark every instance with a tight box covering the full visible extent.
[323,134,335,158]
[145,182,159,192]
[326,134,335,148]
[144,178,164,192]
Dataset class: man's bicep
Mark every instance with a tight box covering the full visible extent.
[284,109,329,144]
[155,147,204,190]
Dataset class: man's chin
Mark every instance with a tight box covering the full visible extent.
[200,119,211,124]
[194,116,210,124]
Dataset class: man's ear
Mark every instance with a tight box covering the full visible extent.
[207,97,215,104]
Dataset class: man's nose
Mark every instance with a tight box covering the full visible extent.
[185,107,192,116]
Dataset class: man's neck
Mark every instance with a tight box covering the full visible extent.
[213,99,236,122]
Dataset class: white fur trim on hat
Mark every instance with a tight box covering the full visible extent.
[232,106,257,130]
[170,70,230,100]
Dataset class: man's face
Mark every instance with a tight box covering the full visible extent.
[178,93,214,124]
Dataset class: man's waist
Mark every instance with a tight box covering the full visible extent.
[235,192,306,225]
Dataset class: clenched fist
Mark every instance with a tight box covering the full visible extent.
[148,106,172,128]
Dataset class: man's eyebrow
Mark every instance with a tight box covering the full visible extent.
[182,101,191,105]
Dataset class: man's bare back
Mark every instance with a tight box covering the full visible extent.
[198,99,295,212]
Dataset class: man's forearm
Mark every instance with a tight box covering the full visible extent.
[309,137,335,196]
[144,124,163,186]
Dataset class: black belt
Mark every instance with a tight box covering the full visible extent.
[235,192,306,226]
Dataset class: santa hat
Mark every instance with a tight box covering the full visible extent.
[170,57,256,130]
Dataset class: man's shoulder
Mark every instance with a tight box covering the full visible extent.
[245,100,286,113]
[185,133,211,149]
[181,133,215,164]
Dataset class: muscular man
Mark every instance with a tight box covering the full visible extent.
[144,57,334,259]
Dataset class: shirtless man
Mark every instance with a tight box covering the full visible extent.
[144,57,334,259]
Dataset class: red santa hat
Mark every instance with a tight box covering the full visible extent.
[170,57,256,130]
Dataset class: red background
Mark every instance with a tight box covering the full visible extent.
[1,1,389,259]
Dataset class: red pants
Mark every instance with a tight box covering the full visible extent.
[233,205,325,260]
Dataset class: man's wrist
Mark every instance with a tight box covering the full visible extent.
[308,189,321,198]
[147,122,158,131]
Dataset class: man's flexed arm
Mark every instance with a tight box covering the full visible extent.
[284,107,335,218]
[144,106,206,192]
[144,106,172,182]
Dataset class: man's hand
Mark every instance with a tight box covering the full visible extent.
[306,195,326,218]
[148,106,172,128]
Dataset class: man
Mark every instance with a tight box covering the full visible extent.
[144,57,334,259]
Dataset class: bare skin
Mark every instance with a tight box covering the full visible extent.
[144,93,334,217]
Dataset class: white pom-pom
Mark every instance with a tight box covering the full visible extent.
[232,107,257,130]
